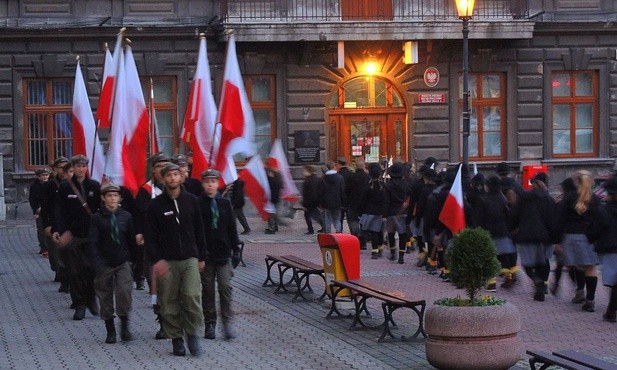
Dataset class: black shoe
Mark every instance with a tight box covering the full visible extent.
[241,229,251,235]
[187,335,202,356]
[204,323,215,340]
[58,284,69,294]
[533,280,545,302]
[317,228,325,233]
[305,231,314,235]
[172,338,186,356]
[73,306,86,321]
[119,316,134,341]
[398,253,405,264]
[264,229,276,234]
[54,273,61,283]
[105,318,116,344]
[155,329,166,340]
[136,278,145,291]
[87,299,99,316]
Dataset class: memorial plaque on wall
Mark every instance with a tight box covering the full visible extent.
[294,130,320,163]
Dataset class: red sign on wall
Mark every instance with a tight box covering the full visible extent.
[418,93,446,104]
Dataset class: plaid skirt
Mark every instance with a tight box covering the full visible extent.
[359,214,384,233]
[561,233,599,266]
[517,243,553,267]
[600,253,617,287]
[494,237,516,255]
[385,214,408,234]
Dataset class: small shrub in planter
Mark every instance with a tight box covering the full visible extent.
[442,227,501,304]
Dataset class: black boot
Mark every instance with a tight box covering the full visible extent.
[155,313,166,340]
[172,337,186,356]
[398,251,405,264]
[104,318,116,344]
[119,316,134,341]
[204,323,216,340]
[389,247,397,261]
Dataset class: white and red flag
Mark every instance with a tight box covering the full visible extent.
[72,61,105,182]
[239,156,275,221]
[181,36,217,179]
[268,139,299,202]
[104,45,148,196]
[96,32,123,129]
[438,164,466,235]
[148,80,162,155]
[212,34,256,185]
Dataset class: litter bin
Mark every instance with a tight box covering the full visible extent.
[522,165,548,190]
[318,233,360,297]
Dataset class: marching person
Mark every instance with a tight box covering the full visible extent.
[265,158,283,234]
[383,162,410,263]
[346,159,370,249]
[319,160,346,233]
[53,155,101,320]
[145,162,206,357]
[198,169,241,341]
[301,165,324,235]
[225,178,251,235]
[360,163,388,259]
[88,183,136,344]
[29,167,50,256]
[174,154,203,197]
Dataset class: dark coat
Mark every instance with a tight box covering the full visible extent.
[88,206,136,271]
[510,188,557,244]
[267,170,283,205]
[558,191,601,235]
[338,166,353,207]
[228,179,246,209]
[183,177,204,197]
[346,169,370,211]
[384,177,408,216]
[319,171,346,210]
[29,179,47,215]
[134,181,163,234]
[54,176,101,238]
[474,190,510,238]
[145,189,206,263]
[40,176,62,230]
[198,194,240,265]
[359,179,388,216]
[301,174,321,209]
[587,201,617,254]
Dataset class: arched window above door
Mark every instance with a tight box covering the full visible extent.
[329,76,404,109]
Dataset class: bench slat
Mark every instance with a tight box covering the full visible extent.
[345,279,425,305]
[554,350,617,370]
[279,255,323,271]
[527,350,593,370]
[333,281,408,304]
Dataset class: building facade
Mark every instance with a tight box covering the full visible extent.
[0,0,616,217]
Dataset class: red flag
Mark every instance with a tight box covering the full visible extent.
[239,156,275,221]
[212,34,256,186]
[96,32,123,128]
[181,36,217,179]
[438,164,466,235]
[149,80,162,155]
[72,61,105,182]
[104,45,148,196]
[268,139,299,202]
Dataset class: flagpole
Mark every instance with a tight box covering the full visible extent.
[209,122,222,165]
[149,77,155,156]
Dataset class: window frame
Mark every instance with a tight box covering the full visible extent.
[458,72,507,161]
[23,78,74,170]
[245,74,276,159]
[550,70,598,158]
[142,76,179,156]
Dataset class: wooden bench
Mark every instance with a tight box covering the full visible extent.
[262,254,327,302]
[527,350,617,370]
[326,278,426,342]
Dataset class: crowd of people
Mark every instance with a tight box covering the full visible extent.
[29,153,242,357]
[298,157,617,323]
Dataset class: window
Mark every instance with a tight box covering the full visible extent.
[141,76,178,157]
[551,71,598,157]
[246,75,276,159]
[459,73,506,160]
[330,77,404,109]
[24,79,73,169]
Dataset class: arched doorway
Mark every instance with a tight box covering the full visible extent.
[327,76,407,164]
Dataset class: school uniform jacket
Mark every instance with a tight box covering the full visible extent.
[54,176,101,238]
[88,207,136,270]
[198,194,240,266]
[145,189,206,264]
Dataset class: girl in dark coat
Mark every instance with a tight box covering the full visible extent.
[587,176,617,322]
[359,163,389,259]
[301,165,324,235]
[383,162,410,263]
[559,170,601,312]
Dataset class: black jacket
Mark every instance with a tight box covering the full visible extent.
[134,181,163,234]
[510,188,557,244]
[474,190,510,238]
[54,176,101,238]
[183,177,204,197]
[319,171,346,210]
[29,179,47,215]
[558,191,601,235]
[88,206,136,270]
[587,201,617,254]
[384,177,409,216]
[145,189,206,263]
[301,174,321,209]
[359,179,388,216]
[267,170,283,205]
[198,194,240,265]
[338,166,353,207]
[228,179,246,209]
[346,169,370,211]
[40,177,62,230]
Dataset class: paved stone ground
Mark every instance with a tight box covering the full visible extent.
[1,215,616,370]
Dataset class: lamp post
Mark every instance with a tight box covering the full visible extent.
[455,0,475,169]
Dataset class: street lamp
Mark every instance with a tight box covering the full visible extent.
[455,0,475,169]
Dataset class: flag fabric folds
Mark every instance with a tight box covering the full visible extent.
[72,61,105,182]
[212,34,257,186]
[239,156,275,221]
[438,164,466,235]
[149,81,162,155]
[96,32,123,129]
[181,36,218,180]
[268,139,299,202]
[104,45,148,196]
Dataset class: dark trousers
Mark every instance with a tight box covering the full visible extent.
[234,207,250,232]
[65,237,96,308]
[201,262,234,326]
[303,207,323,233]
[35,217,47,252]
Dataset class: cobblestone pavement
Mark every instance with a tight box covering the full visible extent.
[1,216,616,370]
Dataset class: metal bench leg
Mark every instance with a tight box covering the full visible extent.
[317,273,328,301]
[350,296,369,330]
[262,257,278,287]
[238,241,246,267]
[378,302,397,342]
[408,303,427,339]
[274,265,294,293]
[293,272,312,302]
[326,285,349,319]
[528,358,550,370]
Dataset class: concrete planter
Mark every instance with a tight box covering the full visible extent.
[425,301,521,370]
